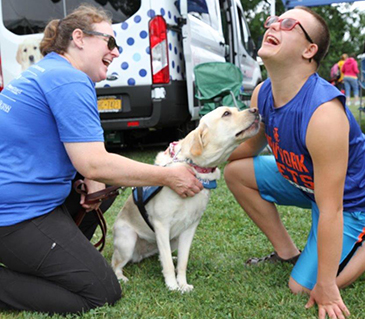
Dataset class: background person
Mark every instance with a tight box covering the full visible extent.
[0,4,202,315]
[225,6,365,319]
[342,54,360,105]
[337,53,348,93]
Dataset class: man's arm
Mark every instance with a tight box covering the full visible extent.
[305,98,350,319]
[228,83,268,161]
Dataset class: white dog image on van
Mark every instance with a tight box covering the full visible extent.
[112,106,261,292]
[16,38,42,71]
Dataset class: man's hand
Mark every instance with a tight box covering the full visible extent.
[305,282,350,319]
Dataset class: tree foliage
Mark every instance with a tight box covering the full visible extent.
[242,0,365,80]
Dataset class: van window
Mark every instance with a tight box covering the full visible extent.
[187,0,209,15]
[237,6,255,57]
[237,5,248,50]
[206,0,220,31]
[66,0,141,23]
[2,0,63,35]
[2,0,141,35]
[187,0,220,31]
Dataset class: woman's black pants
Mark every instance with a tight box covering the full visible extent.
[0,185,121,314]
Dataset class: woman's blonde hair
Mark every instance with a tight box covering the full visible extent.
[40,4,112,56]
[341,53,348,61]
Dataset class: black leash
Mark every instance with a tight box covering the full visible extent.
[73,180,125,251]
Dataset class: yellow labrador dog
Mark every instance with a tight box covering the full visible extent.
[16,38,42,71]
[112,106,260,292]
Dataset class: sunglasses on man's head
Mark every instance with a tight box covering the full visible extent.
[264,16,314,44]
[82,30,119,51]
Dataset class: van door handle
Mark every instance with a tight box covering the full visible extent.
[242,53,247,58]
[219,41,225,46]
[107,74,119,81]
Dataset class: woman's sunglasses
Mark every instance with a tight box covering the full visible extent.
[82,30,119,51]
[264,16,314,44]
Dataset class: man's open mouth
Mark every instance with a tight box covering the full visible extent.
[266,35,279,45]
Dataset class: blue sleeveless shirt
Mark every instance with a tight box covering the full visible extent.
[258,73,365,211]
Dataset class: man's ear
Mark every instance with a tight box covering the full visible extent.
[190,123,208,157]
[70,28,85,49]
[303,43,318,62]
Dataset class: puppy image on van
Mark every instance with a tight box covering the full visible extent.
[112,106,261,292]
[16,38,42,71]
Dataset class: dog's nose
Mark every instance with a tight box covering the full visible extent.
[29,55,34,62]
[249,108,258,114]
[249,107,261,122]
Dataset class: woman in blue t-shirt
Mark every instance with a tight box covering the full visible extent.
[225,6,365,319]
[0,4,202,315]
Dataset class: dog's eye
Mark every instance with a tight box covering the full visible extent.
[33,46,37,50]
[222,111,231,117]
[23,48,27,52]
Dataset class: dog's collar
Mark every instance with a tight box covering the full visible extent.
[169,141,180,159]
[186,159,216,174]
[168,142,217,174]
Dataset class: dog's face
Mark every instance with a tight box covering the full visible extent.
[16,38,42,71]
[182,106,260,167]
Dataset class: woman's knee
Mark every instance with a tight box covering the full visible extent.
[105,273,122,305]
[96,271,122,307]
[79,264,122,310]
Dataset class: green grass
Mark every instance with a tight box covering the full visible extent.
[348,98,365,131]
[2,103,365,319]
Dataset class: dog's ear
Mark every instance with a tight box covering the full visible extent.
[16,44,24,64]
[190,123,208,157]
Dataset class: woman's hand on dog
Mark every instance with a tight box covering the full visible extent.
[167,166,203,198]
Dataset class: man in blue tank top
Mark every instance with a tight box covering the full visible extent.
[225,6,365,319]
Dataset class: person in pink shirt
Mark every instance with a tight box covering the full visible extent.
[342,55,360,105]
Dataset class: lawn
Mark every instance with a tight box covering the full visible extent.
[348,98,365,131]
[2,100,365,319]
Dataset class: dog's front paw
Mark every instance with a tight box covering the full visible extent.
[178,283,194,293]
[166,282,180,291]
[165,278,179,291]
[115,270,129,283]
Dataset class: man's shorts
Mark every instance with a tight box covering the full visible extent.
[254,155,365,290]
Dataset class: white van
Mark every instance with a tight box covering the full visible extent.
[0,0,261,144]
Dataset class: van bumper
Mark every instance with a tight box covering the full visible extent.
[97,81,190,131]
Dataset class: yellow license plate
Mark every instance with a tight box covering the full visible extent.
[97,98,122,112]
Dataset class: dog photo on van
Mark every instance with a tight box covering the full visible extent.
[16,38,42,71]
[112,106,260,292]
